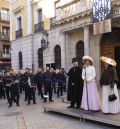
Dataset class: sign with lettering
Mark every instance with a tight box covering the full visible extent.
[93,0,111,35]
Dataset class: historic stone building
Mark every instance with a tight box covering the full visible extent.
[10,0,120,82]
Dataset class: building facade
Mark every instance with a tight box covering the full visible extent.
[0,0,11,71]
[10,0,120,82]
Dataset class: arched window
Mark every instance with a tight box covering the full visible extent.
[38,48,43,68]
[76,41,84,66]
[54,45,61,69]
[18,51,23,70]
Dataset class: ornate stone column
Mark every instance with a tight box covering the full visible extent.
[60,33,66,68]
[84,26,90,55]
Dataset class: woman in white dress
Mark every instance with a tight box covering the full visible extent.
[81,56,101,111]
[100,56,120,114]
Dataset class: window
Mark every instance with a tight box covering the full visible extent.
[0,8,9,21]
[38,48,43,68]
[54,45,61,69]
[76,41,84,66]
[38,9,43,23]
[18,51,23,70]
[17,16,22,30]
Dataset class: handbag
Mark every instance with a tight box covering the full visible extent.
[109,89,117,102]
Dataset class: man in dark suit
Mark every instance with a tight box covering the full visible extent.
[67,58,83,108]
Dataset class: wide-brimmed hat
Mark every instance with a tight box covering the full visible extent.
[83,56,94,63]
[101,56,117,67]
[72,58,78,63]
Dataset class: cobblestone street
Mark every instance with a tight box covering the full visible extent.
[0,94,117,129]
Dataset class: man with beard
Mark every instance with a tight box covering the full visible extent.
[67,58,83,108]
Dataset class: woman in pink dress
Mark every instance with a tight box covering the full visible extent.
[81,56,101,111]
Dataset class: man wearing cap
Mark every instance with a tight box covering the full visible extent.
[67,58,83,108]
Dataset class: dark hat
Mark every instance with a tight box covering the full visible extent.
[72,58,78,63]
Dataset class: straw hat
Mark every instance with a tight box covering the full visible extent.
[83,56,94,63]
[101,56,117,67]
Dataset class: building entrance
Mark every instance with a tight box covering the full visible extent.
[100,27,120,88]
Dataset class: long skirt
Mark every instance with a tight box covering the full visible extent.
[81,81,101,111]
[102,84,120,114]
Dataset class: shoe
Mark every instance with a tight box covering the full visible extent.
[27,103,30,105]
[75,105,80,108]
[33,102,37,104]
[67,105,74,108]
[49,100,54,102]
[8,105,12,108]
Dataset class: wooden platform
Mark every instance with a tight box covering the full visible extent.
[43,102,120,127]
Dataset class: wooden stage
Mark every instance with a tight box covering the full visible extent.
[43,102,120,127]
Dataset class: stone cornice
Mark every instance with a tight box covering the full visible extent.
[55,1,120,27]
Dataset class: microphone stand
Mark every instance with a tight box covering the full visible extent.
[84,66,92,114]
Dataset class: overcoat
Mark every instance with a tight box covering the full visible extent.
[67,66,83,104]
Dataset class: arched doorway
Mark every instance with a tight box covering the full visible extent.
[54,45,61,69]
[38,48,43,68]
[76,40,84,67]
[18,51,23,70]
[100,27,120,88]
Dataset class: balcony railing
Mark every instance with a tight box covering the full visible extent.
[0,13,10,21]
[16,29,23,39]
[2,53,10,58]
[34,22,44,33]
[0,32,10,41]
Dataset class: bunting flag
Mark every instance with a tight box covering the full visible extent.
[93,0,111,35]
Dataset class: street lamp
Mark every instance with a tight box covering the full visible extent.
[41,30,49,51]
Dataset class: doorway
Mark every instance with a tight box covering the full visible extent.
[100,27,120,88]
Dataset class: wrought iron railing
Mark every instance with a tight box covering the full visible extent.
[16,29,23,38]
[34,22,44,33]
[0,32,10,41]
[0,13,10,21]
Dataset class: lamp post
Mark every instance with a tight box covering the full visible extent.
[41,29,49,51]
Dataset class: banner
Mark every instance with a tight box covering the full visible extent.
[93,0,112,35]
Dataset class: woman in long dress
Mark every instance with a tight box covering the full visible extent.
[81,56,101,111]
[100,57,120,114]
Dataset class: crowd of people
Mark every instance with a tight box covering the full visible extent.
[0,67,66,107]
[0,55,120,115]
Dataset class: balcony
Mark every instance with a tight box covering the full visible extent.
[0,32,10,41]
[2,53,10,58]
[57,0,120,21]
[58,1,89,20]
[0,13,10,22]
[16,29,23,39]
[34,22,44,33]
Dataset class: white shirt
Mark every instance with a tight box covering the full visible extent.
[82,66,96,82]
